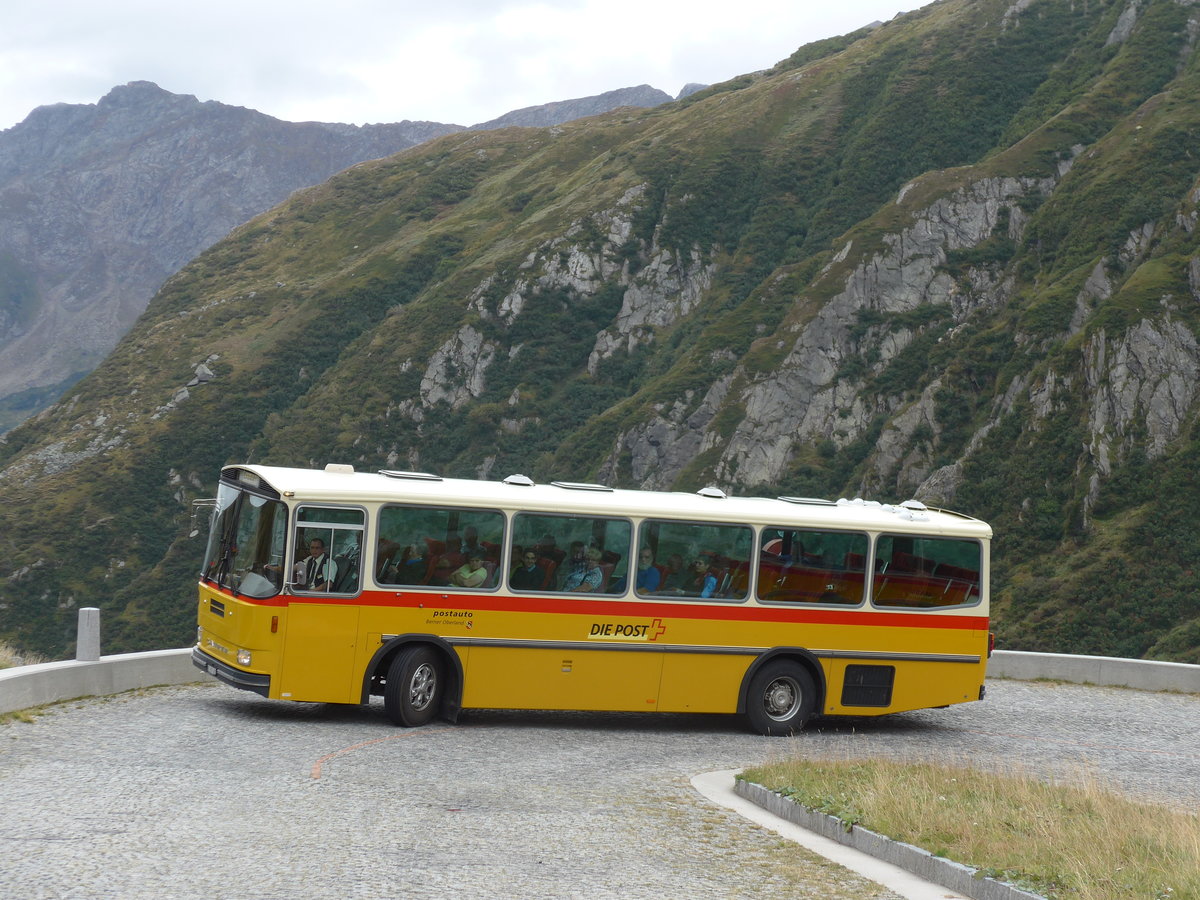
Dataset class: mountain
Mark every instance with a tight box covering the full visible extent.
[0,80,674,433]
[0,81,460,432]
[1,0,1198,665]
[470,85,673,130]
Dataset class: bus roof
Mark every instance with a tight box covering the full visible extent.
[225,464,993,539]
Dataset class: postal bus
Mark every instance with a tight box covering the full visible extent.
[192,463,993,735]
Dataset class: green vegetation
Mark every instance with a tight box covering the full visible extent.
[2,0,1200,661]
[742,756,1200,900]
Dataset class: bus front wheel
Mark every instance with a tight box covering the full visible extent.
[384,645,444,727]
[745,661,816,736]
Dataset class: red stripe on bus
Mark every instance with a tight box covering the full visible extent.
[206,584,988,630]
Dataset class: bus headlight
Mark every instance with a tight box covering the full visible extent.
[196,626,202,645]
[237,649,252,666]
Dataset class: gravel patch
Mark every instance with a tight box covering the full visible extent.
[0,678,1196,898]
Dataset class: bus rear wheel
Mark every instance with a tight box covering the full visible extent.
[384,645,444,727]
[746,661,816,736]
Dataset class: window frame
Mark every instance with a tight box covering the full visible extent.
[633,517,755,603]
[508,510,633,596]
[292,504,367,596]
[755,526,871,608]
[868,533,985,611]
[374,502,507,592]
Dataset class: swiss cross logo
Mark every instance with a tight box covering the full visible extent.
[649,618,666,641]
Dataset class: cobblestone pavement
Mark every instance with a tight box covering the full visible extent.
[1,678,1197,899]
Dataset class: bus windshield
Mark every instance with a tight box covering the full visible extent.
[201,481,288,598]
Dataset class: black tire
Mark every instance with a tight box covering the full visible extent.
[384,645,444,727]
[745,660,817,736]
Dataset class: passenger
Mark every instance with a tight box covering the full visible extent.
[560,541,587,585]
[451,554,489,588]
[535,533,561,562]
[685,558,718,599]
[392,543,428,584]
[660,553,687,592]
[635,547,661,593]
[562,546,603,593]
[510,551,546,591]
[375,538,402,581]
[461,526,484,558]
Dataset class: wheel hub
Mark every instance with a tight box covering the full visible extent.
[765,678,797,720]
[409,663,436,710]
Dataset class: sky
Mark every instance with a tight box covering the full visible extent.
[1,1,913,132]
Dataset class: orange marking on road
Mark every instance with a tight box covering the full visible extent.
[311,727,452,779]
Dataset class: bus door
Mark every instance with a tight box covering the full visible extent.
[278,505,365,703]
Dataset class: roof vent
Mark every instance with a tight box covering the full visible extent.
[778,496,836,506]
[503,473,535,486]
[379,469,442,482]
[324,463,355,474]
[900,499,928,510]
[550,480,613,492]
[697,486,727,499]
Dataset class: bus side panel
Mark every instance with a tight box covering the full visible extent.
[462,647,663,712]
[820,618,989,715]
[657,653,751,714]
[278,604,362,704]
[822,657,987,715]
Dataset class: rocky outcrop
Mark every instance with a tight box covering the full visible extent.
[1084,317,1200,475]
[420,326,498,409]
[699,175,1053,488]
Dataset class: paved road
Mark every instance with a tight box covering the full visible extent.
[1,678,1197,899]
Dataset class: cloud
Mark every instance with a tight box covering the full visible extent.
[0,0,909,131]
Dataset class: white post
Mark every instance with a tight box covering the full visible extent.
[76,607,101,662]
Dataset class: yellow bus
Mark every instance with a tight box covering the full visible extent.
[193,464,992,735]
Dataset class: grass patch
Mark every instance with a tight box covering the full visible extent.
[740,756,1200,899]
[0,640,47,669]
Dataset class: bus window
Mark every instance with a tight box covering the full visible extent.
[872,534,982,608]
[757,528,868,605]
[295,507,364,594]
[511,513,631,593]
[637,520,752,600]
[376,505,504,589]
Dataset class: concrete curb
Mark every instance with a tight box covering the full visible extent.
[0,647,208,716]
[734,779,1045,900]
[989,650,1200,693]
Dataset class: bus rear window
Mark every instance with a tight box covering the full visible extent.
[872,535,982,608]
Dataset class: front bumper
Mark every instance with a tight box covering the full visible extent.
[192,646,271,697]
